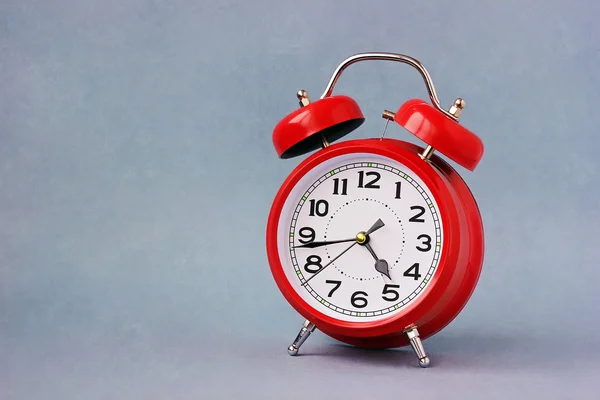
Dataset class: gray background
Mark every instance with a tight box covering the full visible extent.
[2,0,599,399]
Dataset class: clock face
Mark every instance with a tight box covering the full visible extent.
[276,152,443,322]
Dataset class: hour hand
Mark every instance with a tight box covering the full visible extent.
[293,238,356,249]
[363,242,391,279]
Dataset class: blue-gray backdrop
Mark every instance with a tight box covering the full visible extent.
[2,0,599,399]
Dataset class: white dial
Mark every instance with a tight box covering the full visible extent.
[277,152,443,322]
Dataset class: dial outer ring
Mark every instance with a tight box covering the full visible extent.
[266,138,468,339]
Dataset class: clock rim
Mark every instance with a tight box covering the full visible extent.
[266,138,465,338]
[321,143,484,347]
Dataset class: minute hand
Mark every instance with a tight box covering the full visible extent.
[294,218,385,249]
[293,238,356,249]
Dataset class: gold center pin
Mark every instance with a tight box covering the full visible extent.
[355,232,367,245]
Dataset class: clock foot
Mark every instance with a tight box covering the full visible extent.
[287,319,316,356]
[404,326,430,368]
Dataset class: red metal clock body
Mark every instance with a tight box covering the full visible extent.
[265,52,485,367]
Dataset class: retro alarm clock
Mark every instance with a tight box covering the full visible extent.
[265,52,484,368]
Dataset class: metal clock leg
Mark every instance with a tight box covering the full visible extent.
[404,326,431,368]
[287,319,316,356]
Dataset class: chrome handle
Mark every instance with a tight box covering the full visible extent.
[319,52,458,121]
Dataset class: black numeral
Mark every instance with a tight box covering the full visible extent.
[351,291,368,308]
[395,181,402,199]
[332,178,348,195]
[309,199,329,217]
[357,171,381,189]
[325,280,342,297]
[304,255,322,273]
[416,234,432,252]
[403,263,422,280]
[409,206,425,222]
[298,227,316,244]
[382,284,400,301]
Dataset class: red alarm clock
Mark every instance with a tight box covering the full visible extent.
[265,52,484,368]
